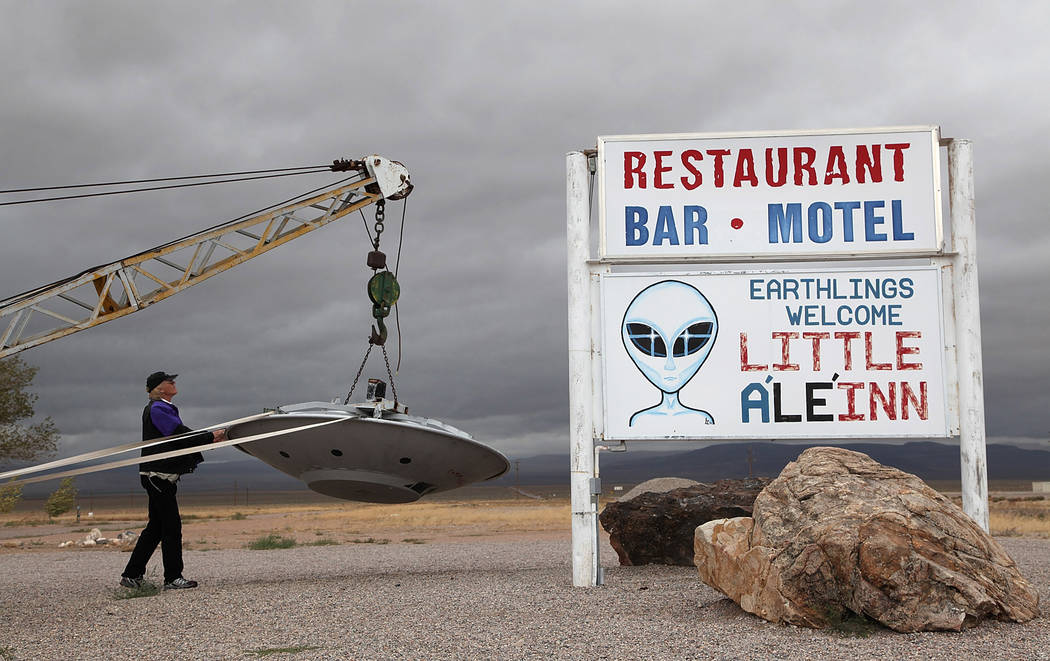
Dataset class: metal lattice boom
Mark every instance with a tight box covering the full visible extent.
[0,155,411,357]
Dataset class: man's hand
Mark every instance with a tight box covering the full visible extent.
[212,429,227,443]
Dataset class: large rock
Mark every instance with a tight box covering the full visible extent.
[600,477,770,566]
[694,446,1041,632]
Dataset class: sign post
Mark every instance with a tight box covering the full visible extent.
[566,150,598,587]
[567,127,988,587]
[948,139,988,531]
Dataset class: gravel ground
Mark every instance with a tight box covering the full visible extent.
[1,536,1047,660]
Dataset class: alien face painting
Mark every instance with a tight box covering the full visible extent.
[621,280,718,426]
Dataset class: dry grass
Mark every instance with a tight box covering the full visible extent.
[0,495,572,552]
[988,495,1050,537]
[5,500,566,528]
[2,489,1047,553]
[305,501,569,530]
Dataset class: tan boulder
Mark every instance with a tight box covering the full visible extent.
[694,446,1040,632]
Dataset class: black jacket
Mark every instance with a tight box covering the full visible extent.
[139,400,208,474]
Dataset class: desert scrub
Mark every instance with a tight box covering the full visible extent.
[249,646,320,657]
[112,578,161,600]
[349,537,390,544]
[246,533,297,550]
[305,538,339,546]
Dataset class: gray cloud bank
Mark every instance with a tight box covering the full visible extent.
[1,2,1047,470]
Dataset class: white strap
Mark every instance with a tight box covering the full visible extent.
[4,416,350,487]
[0,410,275,482]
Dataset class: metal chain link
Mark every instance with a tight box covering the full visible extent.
[372,200,385,250]
[343,343,374,404]
[382,344,399,404]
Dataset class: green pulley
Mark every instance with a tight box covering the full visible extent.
[367,270,400,345]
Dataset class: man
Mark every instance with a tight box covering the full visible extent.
[120,371,225,590]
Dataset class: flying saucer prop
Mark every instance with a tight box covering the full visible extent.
[227,401,509,503]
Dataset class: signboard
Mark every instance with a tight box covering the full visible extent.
[599,127,943,259]
[600,266,951,440]
[569,130,987,586]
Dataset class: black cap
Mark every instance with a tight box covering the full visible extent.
[146,371,177,392]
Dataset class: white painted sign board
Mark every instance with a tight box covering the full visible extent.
[600,267,952,440]
[599,127,943,260]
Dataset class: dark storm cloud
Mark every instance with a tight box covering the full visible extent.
[2,1,1048,466]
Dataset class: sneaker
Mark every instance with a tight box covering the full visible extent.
[119,575,144,588]
[163,577,198,590]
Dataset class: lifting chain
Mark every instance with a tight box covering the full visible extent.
[343,344,374,405]
[344,199,401,407]
[371,200,385,251]
[342,335,399,405]
[382,344,399,404]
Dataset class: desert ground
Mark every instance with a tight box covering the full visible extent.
[0,486,1047,660]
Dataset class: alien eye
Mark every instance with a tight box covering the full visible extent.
[626,323,667,357]
[672,322,714,357]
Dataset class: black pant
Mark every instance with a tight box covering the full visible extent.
[122,475,183,583]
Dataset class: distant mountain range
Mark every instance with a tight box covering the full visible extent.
[19,441,1050,497]
[491,442,1050,486]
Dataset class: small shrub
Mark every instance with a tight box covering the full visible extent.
[349,537,389,544]
[44,478,77,520]
[230,512,247,520]
[401,538,427,544]
[0,483,22,513]
[306,538,339,546]
[249,646,320,657]
[112,578,161,600]
[246,533,297,550]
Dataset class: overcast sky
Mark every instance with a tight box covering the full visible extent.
[1,1,1048,475]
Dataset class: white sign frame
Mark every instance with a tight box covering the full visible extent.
[566,132,987,588]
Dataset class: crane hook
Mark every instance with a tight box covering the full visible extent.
[367,270,399,346]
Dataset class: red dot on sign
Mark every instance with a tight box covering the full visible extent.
[731,218,744,229]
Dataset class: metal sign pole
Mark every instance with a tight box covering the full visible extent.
[567,151,599,586]
[948,138,989,531]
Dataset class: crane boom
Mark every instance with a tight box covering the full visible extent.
[0,155,411,358]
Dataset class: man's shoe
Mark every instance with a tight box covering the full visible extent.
[119,575,144,588]
[163,577,198,590]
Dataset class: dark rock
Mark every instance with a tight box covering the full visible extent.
[600,477,770,566]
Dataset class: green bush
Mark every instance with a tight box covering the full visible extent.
[305,538,339,546]
[112,578,161,600]
[249,646,320,657]
[246,533,297,550]
[44,478,76,520]
[0,483,22,513]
